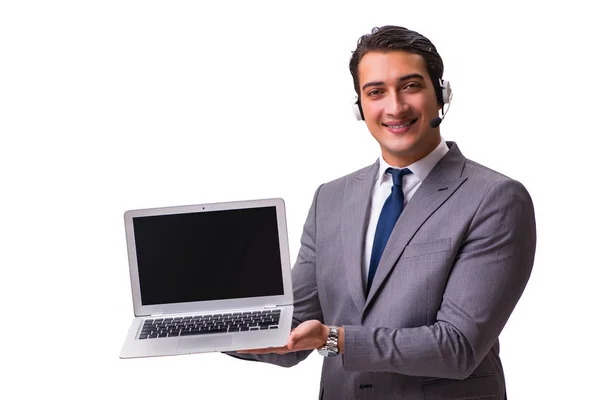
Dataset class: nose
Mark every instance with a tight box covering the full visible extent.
[384,91,409,117]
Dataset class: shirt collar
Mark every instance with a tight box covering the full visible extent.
[377,138,450,184]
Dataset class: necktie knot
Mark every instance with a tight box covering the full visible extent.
[387,167,413,186]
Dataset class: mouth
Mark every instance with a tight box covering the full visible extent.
[382,118,418,132]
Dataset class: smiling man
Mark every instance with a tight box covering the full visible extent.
[229,26,536,400]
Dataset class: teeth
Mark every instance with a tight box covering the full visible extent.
[388,120,413,129]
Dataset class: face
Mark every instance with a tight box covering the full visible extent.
[358,50,442,167]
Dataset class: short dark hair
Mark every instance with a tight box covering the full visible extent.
[349,26,445,105]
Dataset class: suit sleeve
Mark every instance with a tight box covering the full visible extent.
[225,185,324,367]
[342,179,536,379]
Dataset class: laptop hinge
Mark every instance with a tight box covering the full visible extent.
[263,305,278,309]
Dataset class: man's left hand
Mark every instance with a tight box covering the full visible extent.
[236,320,329,355]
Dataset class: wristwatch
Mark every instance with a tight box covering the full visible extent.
[317,326,340,357]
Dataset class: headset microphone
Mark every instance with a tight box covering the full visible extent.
[430,117,443,128]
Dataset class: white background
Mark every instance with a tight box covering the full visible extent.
[1,1,598,398]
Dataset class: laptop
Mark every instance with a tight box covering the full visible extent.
[119,198,294,359]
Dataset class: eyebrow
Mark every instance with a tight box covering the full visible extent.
[361,73,426,92]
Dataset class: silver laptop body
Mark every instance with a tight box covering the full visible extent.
[120,198,294,359]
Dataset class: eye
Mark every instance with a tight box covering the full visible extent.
[367,88,384,97]
[403,82,422,91]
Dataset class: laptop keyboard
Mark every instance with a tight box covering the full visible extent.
[139,309,281,339]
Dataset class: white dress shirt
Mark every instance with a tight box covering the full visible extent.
[363,139,450,287]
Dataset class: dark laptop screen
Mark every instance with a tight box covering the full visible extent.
[133,206,284,306]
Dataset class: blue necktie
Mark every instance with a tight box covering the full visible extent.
[367,167,413,293]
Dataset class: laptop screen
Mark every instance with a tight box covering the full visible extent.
[132,206,284,306]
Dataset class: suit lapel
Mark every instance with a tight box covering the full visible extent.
[364,142,468,311]
[341,161,379,313]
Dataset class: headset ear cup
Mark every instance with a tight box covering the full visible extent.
[436,80,444,106]
[440,79,452,104]
[352,95,364,120]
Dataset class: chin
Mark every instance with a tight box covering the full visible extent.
[385,137,420,153]
[382,139,429,162]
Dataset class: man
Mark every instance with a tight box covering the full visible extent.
[230,26,536,400]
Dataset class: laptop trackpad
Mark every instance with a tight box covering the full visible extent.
[177,334,233,351]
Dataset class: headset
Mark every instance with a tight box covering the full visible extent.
[352,78,453,128]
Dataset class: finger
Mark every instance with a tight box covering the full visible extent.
[238,349,290,355]
[236,345,289,354]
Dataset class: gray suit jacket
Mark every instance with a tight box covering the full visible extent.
[231,142,536,400]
